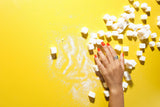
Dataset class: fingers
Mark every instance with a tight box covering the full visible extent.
[120,53,124,71]
[97,48,109,67]
[107,44,117,59]
[94,54,106,75]
[101,42,114,63]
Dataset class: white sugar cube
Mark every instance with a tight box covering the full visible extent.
[88,91,96,98]
[118,34,124,39]
[133,1,140,8]
[126,30,134,37]
[121,13,130,20]
[141,3,148,10]
[97,30,105,38]
[130,60,137,67]
[50,47,57,54]
[136,51,143,56]
[141,14,147,20]
[133,31,138,37]
[112,31,119,37]
[124,71,131,81]
[122,82,128,89]
[123,46,129,52]
[106,21,113,27]
[139,43,146,49]
[102,82,108,88]
[145,6,151,12]
[129,0,134,2]
[129,13,135,19]
[103,14,110,21]
[112,23,118,30]
[157,16,160,21]
[81,27,88,34]
[105,31,112,38]
[115,45,121,51]
[128,23,136,31]
[144,33,150,39]
[89,38,97,46]
[156,42,160,47]
[136,24,143,30]
[151,33,157,39]
[104,90,110,97]
[157,21,160,27]
[124,5,131,13]
[96,39,103,45]
[144,24,150,30]
[90,33,97,39]
[129,8,135,13]
[139,56,146,61]
[110,16,117,22]
[87,44,94,50]
[93,65,99,72]
[149,41,155,47]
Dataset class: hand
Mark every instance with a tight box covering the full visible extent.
[94,42,124,92]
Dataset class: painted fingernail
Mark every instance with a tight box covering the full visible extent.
[107,43,110,46]
[101,42,105,46]
[97,48,100,51]
[122,53,124,57]
[94,55,97,58]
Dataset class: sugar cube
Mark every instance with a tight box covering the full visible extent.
[122,82,128,89]
[103,14,110,21]
[141,14,147,20]
[157,21,160,27]
[141,3,148,10]
[156,42,160,47]
[149,41,155,47]
[145,7,151,13]
[90,33,97,39]
[106,21,113,27]
[133,31,138,37]
[87,44,94,50]
[133,1,140,9]
[118,34,124,39]
[151,33,157,39]
[136,51,143,56]
[124,71,131,81]
[97,30,105,38]
[81,27,88,34]
[139,56,146,61]
[104,90,110,97]
[93,65,99,72]
[88,91,96,99]
[124,5,131,13]
[50,47,57,54]
[96,39,103,45]
[89,38,97,45]
[112,23,118,30]
[105,31,112,38]
[112,31,119,37]
[126,30,134,37]
[110,16,117,22]
[129,13,135,19]
[139,43,146,49]
[129,8,135,13]
[115,45,121,51]
[158,16,160,21]
[144,24,150,30]
[128,23,136,31]
[123,46,129,52]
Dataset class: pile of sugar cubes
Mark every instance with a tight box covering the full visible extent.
[49,0,160,101]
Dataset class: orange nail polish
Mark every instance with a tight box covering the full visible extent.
[107,43,110,46]
[101,42,105,46]
[97,48,100,51]
[94,55,97,58]
[122,53,124,57]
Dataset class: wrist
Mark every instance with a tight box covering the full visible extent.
[109,86,123,95]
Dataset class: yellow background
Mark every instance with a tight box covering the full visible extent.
[0,0,160,107]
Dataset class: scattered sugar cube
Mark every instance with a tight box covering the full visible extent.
[145,6,151,13]
[139,56,146,62]
[129,13,135,19]
[141,14,147,20]
[115,45,121,51]
[144,24,150,30]
[157,21,160,27]
[126,30,134,37]
[129,0,134,2]
[128,23,136,31]
[157,16,160,21]
[129,8,135,13]
[149,41,155,47]
[50,47,57,54]
[97,30,105,38]
[105,32,112,38]
[106,21,113,27]
[124,5,131,13]
[96,39,103,45]
[81,27,88,34]
[124,71,131,81]
[139,43,146,49]
[123,46,129,52]
[133,31,138,37]
[104,90,109,97]
[136,51,143,56]
[130,60,137,67]
[133,1,140,9]
[151,33,157,39]
[89,38,97,45]
[93,65,99,72]
[122,82,128,89]
[110,16,117,22]
[102,82,108,88]
[87,44,94,50]
[90,33,97,39]
[112,23,118,30]
[121,13,130,20]
[141,3,148,10]
[118,34,124,39]
[156,42,160,47]
[136,24,143,30]
[88,91,96,99]
[103,14,110,21]
[112,31,119,37]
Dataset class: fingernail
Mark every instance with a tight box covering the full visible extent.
[107,43,110,46]
[101,42,105,46]
[94,55,97,58]
[122,53,124,57]
[97,48,100,51]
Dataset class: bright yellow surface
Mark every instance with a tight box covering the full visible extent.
[0,0,160,107]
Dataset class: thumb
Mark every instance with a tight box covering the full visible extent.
[120,53,124,71]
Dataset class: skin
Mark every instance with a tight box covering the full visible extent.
[94,42,124,107]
